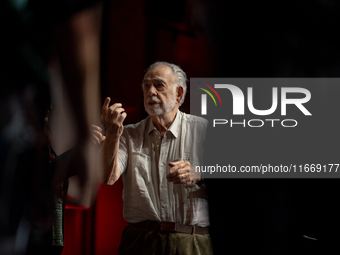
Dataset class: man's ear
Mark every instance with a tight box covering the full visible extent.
[176,86,184,104]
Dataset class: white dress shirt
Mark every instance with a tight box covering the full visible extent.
[118,110,209,227]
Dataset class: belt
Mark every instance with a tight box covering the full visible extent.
[128,221,209,235]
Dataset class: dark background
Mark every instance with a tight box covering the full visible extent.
[199,1,340,255]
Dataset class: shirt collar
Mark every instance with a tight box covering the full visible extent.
[147,110,181,138]
[147,117,156,135]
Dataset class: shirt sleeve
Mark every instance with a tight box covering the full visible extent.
[117,131,128,175]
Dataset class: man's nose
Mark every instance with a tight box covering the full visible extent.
[147,85,157,96]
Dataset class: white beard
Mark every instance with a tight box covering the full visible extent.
[144,94,177,116]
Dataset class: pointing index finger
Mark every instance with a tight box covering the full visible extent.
[103,97,111,110]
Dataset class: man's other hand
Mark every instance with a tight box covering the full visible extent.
[91,124,106,145]
[166,161,201,184]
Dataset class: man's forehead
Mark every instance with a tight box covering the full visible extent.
[143,65,174,81]
[142,77,165,83]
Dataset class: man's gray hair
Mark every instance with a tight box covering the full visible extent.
[147,61,187,106]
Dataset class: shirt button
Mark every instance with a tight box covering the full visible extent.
[160,163,164,167]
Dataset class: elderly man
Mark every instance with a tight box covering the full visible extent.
[100,62,212,254]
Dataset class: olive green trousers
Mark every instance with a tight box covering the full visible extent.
[118,225,213,255]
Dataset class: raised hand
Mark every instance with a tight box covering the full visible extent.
[101,97,127,139]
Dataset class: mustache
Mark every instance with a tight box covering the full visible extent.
[146,96,161,103]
